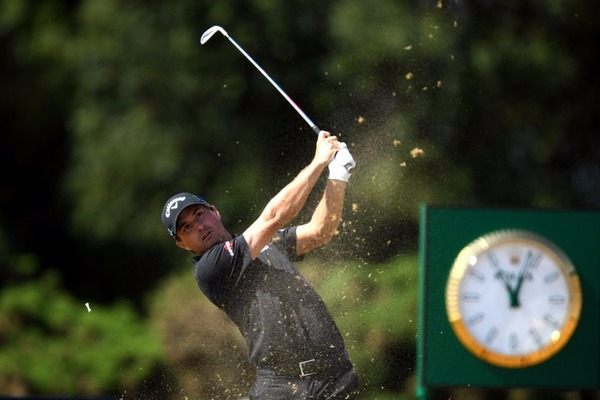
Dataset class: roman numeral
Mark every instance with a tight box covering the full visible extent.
[468,268,485,283]
[487,252,500,269]
[529,328,542,347]
[485,327,499,344]
[543,313,560,328]
[509,333,518,351]
[467,312,485,326]
[549,294,566,304]
[544,271,560,284]
[461,292,480,302]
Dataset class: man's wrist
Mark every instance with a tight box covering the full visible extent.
[309,158,330,172]
[327,177,349,188]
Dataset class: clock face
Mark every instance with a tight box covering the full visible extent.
[445,230,582,368]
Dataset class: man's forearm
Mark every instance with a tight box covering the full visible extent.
[262,159,328,228]
[309,179,346,237]
[296,179,347,255]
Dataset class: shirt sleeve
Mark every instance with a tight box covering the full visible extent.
[273,226,305,262]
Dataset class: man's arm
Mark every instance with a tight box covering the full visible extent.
[243,131,341,260]
[296,142,356,255]
[295,179,347,256]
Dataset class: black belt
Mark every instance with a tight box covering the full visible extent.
[263,354,353,378]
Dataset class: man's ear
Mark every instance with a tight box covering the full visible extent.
[175,238,190,251]
[208,205,222,220]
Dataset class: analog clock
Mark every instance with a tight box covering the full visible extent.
[445,230,582,368]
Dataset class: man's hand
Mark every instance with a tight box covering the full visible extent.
[313,131,342,166]
[328,143,356,182]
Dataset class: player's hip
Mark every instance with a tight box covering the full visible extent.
[250,365,359,399]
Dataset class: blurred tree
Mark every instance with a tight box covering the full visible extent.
[0,0,75,280]
[1,0,599,398]
[0,267,164,397]
[457,0,600,209]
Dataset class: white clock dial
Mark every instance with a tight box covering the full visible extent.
[446,230,582,368]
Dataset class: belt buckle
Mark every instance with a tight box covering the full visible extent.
[299,359,317,377]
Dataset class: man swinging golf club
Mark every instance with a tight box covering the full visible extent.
[162,131,358,399]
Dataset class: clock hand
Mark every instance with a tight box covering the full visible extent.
[489,253,518,307]
[495,270,515,305]
[507,251,531,308]
[511,251,542,308]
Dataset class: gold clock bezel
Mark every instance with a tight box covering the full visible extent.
[445,230,582,368]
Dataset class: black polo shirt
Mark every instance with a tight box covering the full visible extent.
[193,227,348,368]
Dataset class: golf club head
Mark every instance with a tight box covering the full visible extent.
[200,25,228,44]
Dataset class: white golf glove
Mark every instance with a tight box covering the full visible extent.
[328,142,356,182]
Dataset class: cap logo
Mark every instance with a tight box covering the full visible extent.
[165,196,186,218]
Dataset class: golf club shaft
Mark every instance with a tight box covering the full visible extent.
[210,29,321,135]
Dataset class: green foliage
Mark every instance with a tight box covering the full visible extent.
[456,0,600,208]
[65,0,273,244]
[0,228,39,279]
[0,271,163,396]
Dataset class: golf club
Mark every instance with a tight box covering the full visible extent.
[201,25,321,135]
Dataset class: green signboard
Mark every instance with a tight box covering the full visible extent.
[416,205,600,398]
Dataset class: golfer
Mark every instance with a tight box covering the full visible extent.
[161,131,359,399]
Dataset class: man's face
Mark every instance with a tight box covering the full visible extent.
[175,204,231,254]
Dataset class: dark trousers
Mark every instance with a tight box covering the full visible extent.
[249,366,359,399]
